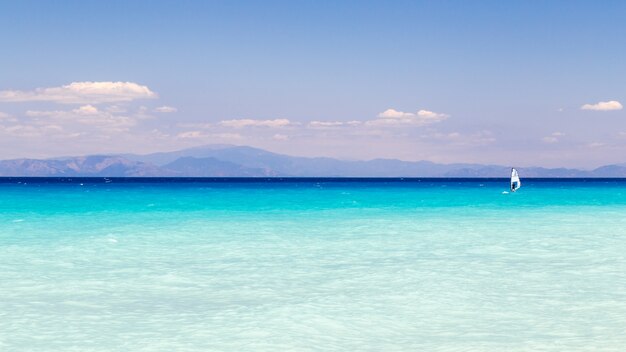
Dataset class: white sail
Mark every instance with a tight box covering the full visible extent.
[510,168,521,192]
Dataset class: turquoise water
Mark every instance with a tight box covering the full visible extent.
[1,179,625,351]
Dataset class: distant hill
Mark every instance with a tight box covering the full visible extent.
[1,144,625,177]
[0,156,167,177]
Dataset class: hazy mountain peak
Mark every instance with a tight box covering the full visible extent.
[1,145,625,177]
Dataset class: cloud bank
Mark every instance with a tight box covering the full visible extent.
[0,82,157,104]
[24,105,137,133]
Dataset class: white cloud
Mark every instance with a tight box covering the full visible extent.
[26,105,100,117]
[542,131,565,143]
[25,105,136,131]
[0,124,42,137]
[177,130,208,139]
[309,121,344,127]
[418,110,447,119]
[43,124,63,132]
[377,109,414,119]
[154,106,177,113]
[587,142,605,148]
[177,131,243,140]
[273,133,289,140]
[0,112,18,123]
[308,120,362,129]
[542,136,558,143]
[370,108,449,126]
[74,105,99,115]
[213,133,243,140]
[424,132,458,140]
[25,110,53,117]
[220,118,292,128]
[447,132,461,138]
[133,106,156,120]
[177,122,212,129]
[0,123,66,137]
[581,100,623,111]
[0,81,157,104]
[106,105,127,113]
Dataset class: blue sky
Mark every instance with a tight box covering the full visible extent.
[0,0,625,167]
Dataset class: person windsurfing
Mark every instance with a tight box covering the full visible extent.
[510,168,521,192]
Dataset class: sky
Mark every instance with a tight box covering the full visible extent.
[0,0,625,168]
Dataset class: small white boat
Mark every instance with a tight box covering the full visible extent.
[510,168,521,192]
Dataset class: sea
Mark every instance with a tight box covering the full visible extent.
[0,178,625,351]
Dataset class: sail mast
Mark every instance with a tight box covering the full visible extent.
[510,168,521,192]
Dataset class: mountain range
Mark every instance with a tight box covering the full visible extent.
[0,144,625,177]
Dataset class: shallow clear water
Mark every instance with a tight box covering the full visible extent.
[1,179,625,351]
